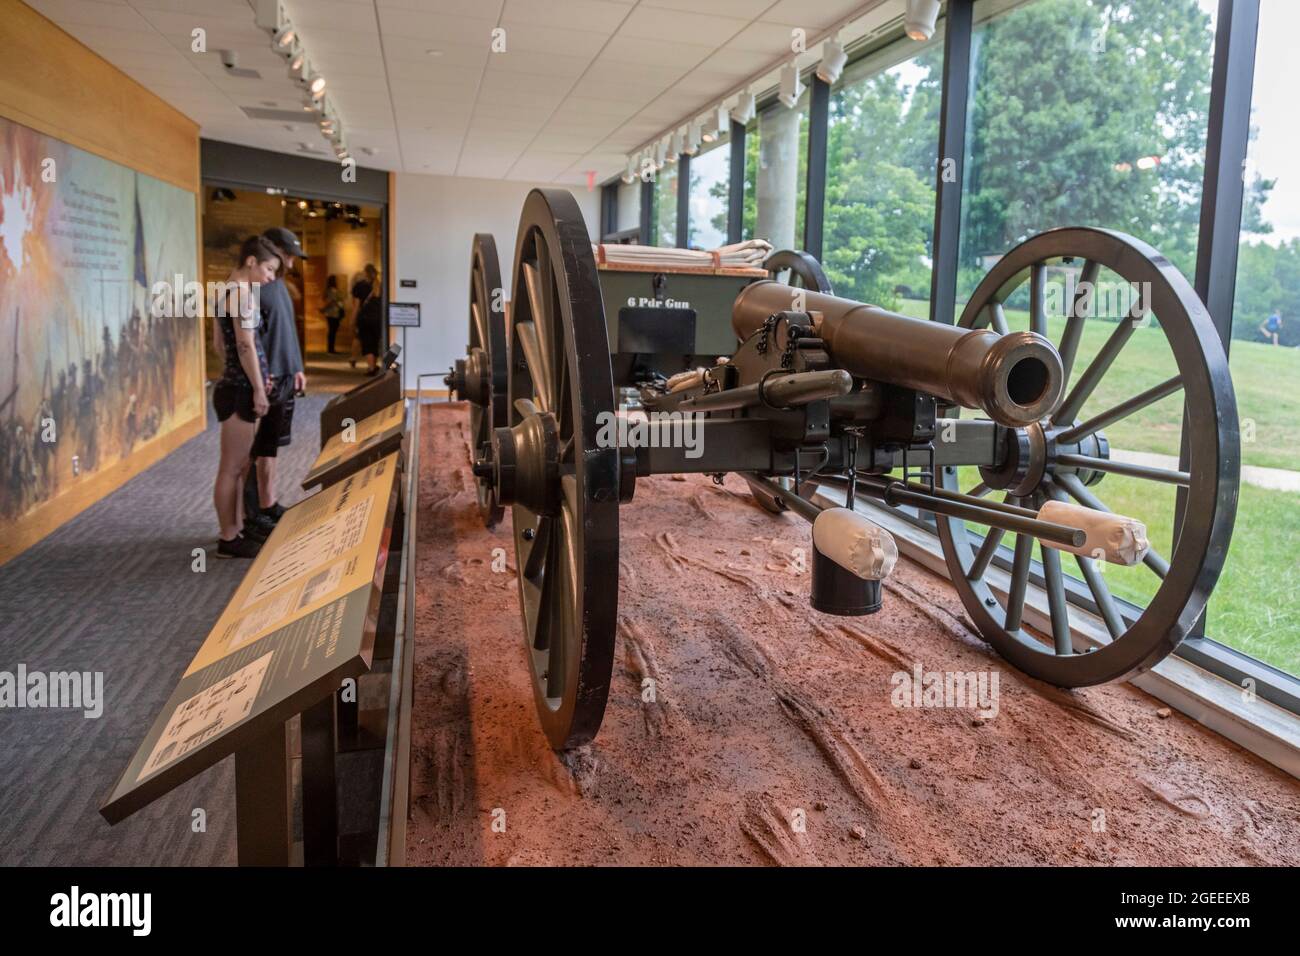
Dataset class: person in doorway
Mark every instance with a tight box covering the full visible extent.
[242,227,309,539]
[1258,311,1283,346]
[322,274,346,354]
[351,263,384,376]
[211,236,279,558]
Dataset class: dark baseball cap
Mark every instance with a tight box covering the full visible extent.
[262,227,308,260]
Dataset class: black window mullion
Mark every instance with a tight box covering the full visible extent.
[803,75,830,260]
[1179,0,1261,640]
[639,175,653,246]
[928,0,974,325]
[675,152,690,248]
[728,119,747,244]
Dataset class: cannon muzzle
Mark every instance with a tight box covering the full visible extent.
[733,281,1063,427]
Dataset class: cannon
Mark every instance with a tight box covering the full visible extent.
[449,188,1239,750]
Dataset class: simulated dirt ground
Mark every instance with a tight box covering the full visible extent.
[407,402,1300,866]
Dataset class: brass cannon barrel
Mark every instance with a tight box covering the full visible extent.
[733,281,1063,427]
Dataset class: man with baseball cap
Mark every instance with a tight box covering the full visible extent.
[243,227,307,538]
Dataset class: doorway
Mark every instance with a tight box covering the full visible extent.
[201,185,385,394]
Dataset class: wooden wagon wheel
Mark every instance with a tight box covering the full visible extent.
[446,233,507,526]
[490,189,620,749]
[937,227,1239,685]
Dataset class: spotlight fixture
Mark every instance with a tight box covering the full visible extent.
[621,156,637,184]
[669,129,684,159]
[816,37,848,84]
[778,62,804,109]
[309,73,326,96]
[654,140,667,169]
[272,23,296,52]
[733,90,756,125]
[905,0,941,41]
[289,48,307,80]
[684,121,702,156]
[704,105,729,143]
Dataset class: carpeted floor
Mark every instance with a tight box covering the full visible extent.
[0,391,328,866]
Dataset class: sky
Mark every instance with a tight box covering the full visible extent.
[1241,0,1300,244]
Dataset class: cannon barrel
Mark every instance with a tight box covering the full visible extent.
[733,281,1063,427]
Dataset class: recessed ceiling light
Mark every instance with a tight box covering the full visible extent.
[426,49,443,56]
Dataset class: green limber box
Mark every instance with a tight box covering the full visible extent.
[596,263,767,388]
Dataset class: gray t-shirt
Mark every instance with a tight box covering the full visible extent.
[258,277,303,380]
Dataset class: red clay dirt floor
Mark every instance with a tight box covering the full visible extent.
[406,402,1300,866]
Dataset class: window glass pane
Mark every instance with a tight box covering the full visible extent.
[959,0,1216,304]
[1220,0,1300,676]
[653,160,678,246]
[825,28,944,310]
[954,0,1219,637]
[616,178,641,234]
[687,136,730,249]
[752,90,808,251]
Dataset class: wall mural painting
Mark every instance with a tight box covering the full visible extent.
[0,115,200,522]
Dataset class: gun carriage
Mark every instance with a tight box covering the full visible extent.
[447,188,1239,750]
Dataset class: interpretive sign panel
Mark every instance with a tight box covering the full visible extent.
[100,453,400,823]
[302,399,406,490]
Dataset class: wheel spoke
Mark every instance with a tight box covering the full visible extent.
[545,479,578,698]
[515,320,552,414]
[967,481,992,498]
[988,303,1010,336]
[1076,555,1126,640]
[1004,533,1034,631]
[470,298,485,352]
[544,533,567,697]
[523,514,552,580]
[1043,483,1127,639]
[1056,472,1168,579]
[531,516,558,652]
[554,328,570,437]
[969,525,1005,581]
[1058,259,1099,382]
[522,258,545,330]
[1054,375,1183,444]
[1052,315,1137,424]
[1029,262,1047,337]
[1055,453,1189,487]
[1040,539,1073,655]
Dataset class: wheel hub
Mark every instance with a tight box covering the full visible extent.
[488,409,559,515]
[981,419,1111,496]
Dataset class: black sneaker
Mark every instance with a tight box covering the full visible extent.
[261,502,287,522]
[216,534,261,559]
[243,514,274,542]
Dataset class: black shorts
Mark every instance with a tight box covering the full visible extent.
[252,379,296,457]
[358,317,383,357]
[213,382,257,424]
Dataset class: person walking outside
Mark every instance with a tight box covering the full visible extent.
[1258,311,1283,346]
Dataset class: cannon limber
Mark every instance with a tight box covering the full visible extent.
[447,188,1239,749]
